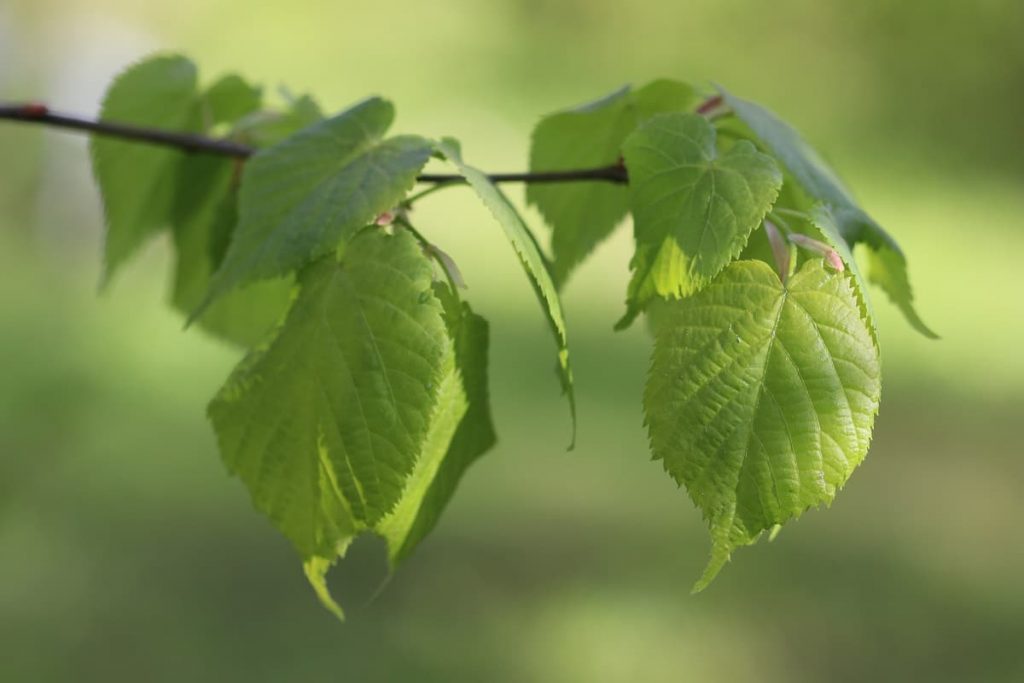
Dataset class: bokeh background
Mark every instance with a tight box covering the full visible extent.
[2,1,1022,680]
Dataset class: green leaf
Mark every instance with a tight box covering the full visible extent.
[170,154,293,347]
[719,87,936,338]
[618,112,782,328]
[207,228,453,561]
[90,54,199,282]
[866,241,936,339]
[436,139,576,446]
[302,281,497,619]
[197,97,433,315]
[527,80,699,285]
[233,94,324,148]
[167,75,292,347]
[379,284,497,565]
[809,204,878,347]
[201,74,263,128]
[645,259,880,590]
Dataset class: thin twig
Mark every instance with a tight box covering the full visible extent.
[0,102,628,186]
[0,103,253,156]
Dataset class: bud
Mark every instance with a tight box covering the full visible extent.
[763,220,791,283]
[788,233,845,272]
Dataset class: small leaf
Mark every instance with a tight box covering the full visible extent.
[208,228,453,559]
[201,74,263,128]
[719,87,936,338]
[528,80,699,285]
[645,259,880,590]
[198,97,433,314]
[233,94,324,148]
[618,112,782,327]
[436,139,576,446]
[90,54,199,282]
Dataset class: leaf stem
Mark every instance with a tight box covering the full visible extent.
[394,216,465,294]
[402,182,456,206]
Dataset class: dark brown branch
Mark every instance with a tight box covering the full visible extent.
[0,103,254,157]
[0,102,628,185]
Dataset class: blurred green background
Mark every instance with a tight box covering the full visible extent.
[1,1,1022,680]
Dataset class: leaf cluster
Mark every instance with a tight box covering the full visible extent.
[87,55,933,613]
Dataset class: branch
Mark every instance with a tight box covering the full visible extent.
[0,102,628,186]
[0,103,253,157]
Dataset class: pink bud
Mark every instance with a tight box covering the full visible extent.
[824,249,845,272]
[788,233,846,272]
[763,220,791,282]
[375,210,396,226]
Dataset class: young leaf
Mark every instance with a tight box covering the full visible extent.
[718,87,936,338]
[233,94,324,148]
[201,74,263,128]
[90,54,199,282]
[527,80,699,285]
[618,112,782,328]
[435,139,576,446]
[645,259,880,590]
[197,98,433,314]
[207,228,453,560]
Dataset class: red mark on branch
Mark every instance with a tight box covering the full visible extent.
[696,95,724,116]
[21,103,49,117]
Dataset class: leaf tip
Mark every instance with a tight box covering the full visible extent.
[303,556,346,622]
[613,305,639,331]
[691,544,731,593]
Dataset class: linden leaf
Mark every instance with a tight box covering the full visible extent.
[645,259,880,590]
[618,112,781,328]
[378,285,497,565]
[527,80,699,285]
[208,228,452,560]
[719,87,936,338]
[170,153,293,347]
[197,97,432,314]
[301,283,496,618]
[436,139,576,447]
[201,73,263,128]
[90,54,199,282]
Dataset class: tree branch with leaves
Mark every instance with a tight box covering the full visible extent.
[0,53,935,618]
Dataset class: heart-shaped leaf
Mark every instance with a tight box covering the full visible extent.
[618,112,782,327]
[645,259,880,589]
